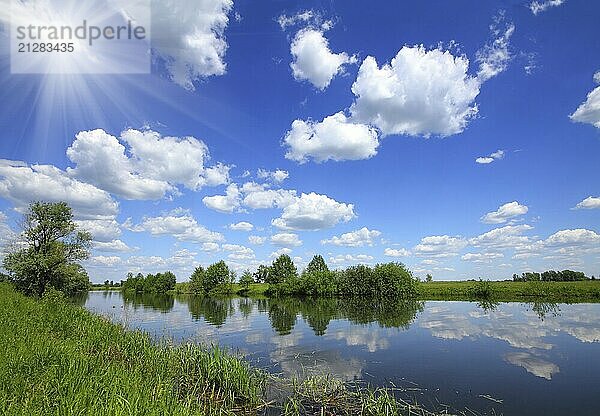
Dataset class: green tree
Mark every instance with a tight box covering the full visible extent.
[144,273,157,292]
[267,254,297,284]
[306,255,329,274]
[337,264,374,297]
[189,266,206,295]
[253,264,270,283]
[154,271,176,293]
[372,262,419,298]
[60,263,91,295]
[239,270,254,290]
[3,201,92,297]
[204,260,230,292]
[426,273,433,283]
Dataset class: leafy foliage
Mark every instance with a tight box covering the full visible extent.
[263,255,418,299]
[306,255,329,274]
[513,270,589,282]
[189,266,206,295]
[336,264,375,297]
[239,270,254,291]
[2,201,92,296]
[253,264,270,283]
[205,260,236,295]
[467,279,495,299]
[267,254,298,285]
[122,271,176,294]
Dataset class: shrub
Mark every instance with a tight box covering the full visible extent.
[297,270,336,297]
[372,262,419,299]
[337,264,375,297]
[468,279,495,299]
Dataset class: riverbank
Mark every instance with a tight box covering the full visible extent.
[171,280,600,302]
[0,283,439,415]
[418,280,600,302]
[0,283,266,415]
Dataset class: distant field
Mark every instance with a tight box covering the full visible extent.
[418,280,600,301]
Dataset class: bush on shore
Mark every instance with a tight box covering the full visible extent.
[264,255,419,299]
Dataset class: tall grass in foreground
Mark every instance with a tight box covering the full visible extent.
[0,283,449,415]
[0,283,265,415]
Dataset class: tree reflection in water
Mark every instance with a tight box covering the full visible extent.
[185,296,235,327]
[527,301,561,321]
[122,291,174,313]
[115,293,425,335]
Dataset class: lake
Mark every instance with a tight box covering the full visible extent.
[81,291,600,415]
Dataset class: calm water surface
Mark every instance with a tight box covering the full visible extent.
[81,291,600,415]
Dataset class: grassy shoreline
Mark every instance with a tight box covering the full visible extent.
[0,283,266,415]
[0,283,445,415]
[168,280,600,302]
[417,280,600,302]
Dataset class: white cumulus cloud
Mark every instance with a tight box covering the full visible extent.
[476,149,505,164]
[350,46,481,137]
[290,28,356,90]
[461,252,504,263]
[321,227,381,247]
[129,210,223,243]
[248,235,266,245]
[470,224,534,250]
[329,254,373,265]
[544,229,600,247]
[570,71,600,129]
[272,192,355,231]
[67,129,230,200]
[229,221,254,231]
[271,233,303,247]
[93,240,135,253]
[573,196,600,210]
[0,160,118,219]
[481,201,528,224]
[135,0,234,90]
[257,169,289,183]
[414,235,468,258]
[283,112,380,163]
[204,183,355,232]
[222,243,255,260]
[384,248,411,258]
[241,182,297,209]
[203,184,241,213]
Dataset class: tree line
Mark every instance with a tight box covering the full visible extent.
[121,271,177,294]
[184,254,419,299]
[512,270,591,282]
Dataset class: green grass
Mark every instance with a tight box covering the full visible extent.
[0,283,266,415]
[418,280,600,302]
[0,283,447,415]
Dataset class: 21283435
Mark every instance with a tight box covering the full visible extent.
[17,43,75,53]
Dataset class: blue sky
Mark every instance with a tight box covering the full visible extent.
[0,0,599,283]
